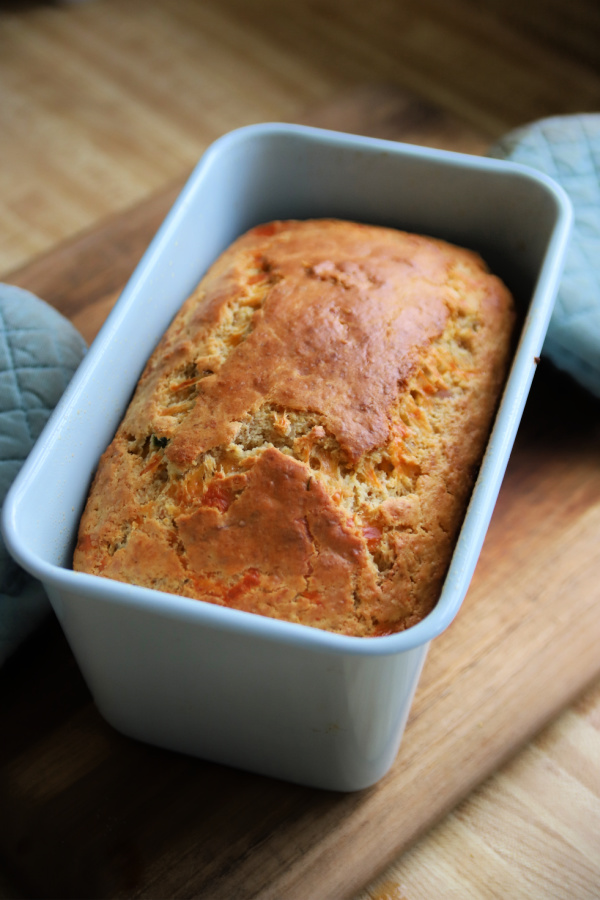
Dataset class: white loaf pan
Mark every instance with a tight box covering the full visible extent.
[2,124,572,791]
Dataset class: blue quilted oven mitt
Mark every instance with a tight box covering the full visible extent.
[488,114,600,398]
[0,284,87,664]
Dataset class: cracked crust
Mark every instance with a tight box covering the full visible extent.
[73,219,515,636]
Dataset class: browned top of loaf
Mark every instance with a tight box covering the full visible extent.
[73,219,515,637]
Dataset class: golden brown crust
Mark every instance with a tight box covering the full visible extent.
[73,219,515,637]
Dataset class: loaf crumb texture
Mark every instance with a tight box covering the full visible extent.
[73,219,514,636]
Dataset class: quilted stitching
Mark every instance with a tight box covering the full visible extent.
[0,284,87,663]
[488,114,600,397]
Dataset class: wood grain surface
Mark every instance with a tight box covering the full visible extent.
[1,2,600,898]
[2,0,600,277]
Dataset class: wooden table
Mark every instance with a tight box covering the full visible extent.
[1,2,600,898]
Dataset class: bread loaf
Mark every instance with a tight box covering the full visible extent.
[73,219,514,636]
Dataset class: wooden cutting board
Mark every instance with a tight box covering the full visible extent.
[2,88,600,900]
